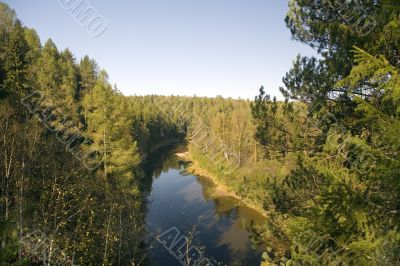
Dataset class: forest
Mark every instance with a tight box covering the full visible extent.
[1,0,400,265]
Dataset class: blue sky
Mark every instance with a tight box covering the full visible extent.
[4,0,317,99]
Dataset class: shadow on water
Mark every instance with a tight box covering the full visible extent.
[139,144,190,194]
[141,144,267,266]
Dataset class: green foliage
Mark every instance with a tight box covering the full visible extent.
[2,1,400,264]
[0,4,169,264]
[255,1,400,265]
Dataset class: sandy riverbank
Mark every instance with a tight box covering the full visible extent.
[175,151,268,218]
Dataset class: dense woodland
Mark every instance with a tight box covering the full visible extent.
[1,0,400,265]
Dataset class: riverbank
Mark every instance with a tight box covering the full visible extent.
[175,151,269,218]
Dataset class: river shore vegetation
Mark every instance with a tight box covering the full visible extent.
[1,1,400,265]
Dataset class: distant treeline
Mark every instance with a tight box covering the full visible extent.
[1,0,400,265]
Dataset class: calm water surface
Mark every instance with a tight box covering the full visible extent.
[144,147,266,266]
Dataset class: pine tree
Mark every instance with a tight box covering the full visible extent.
[2,20,28,96]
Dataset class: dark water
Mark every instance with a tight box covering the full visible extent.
[143,147,266,266]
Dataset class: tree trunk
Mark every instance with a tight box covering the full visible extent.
[102,202,115,266]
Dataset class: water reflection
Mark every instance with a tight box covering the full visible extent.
[144,146,266,265]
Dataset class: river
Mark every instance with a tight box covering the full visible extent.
[142,145,266,266]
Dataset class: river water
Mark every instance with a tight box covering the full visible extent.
[143,146,266,266]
